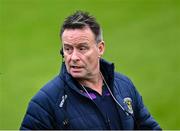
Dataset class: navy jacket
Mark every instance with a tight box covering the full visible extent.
[20,59,161,130]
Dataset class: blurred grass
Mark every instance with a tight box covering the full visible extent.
[0,0,180,129]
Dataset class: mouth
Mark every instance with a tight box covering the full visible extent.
[70,65,83,69]
[70,65,83,73]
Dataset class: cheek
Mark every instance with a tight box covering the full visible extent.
[85,52,99,66]
[64,55,70,62]
[64,56,71,69]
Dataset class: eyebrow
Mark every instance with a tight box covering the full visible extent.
[77,43,88,46]
[63,43,72,47]
[63,43,88,47]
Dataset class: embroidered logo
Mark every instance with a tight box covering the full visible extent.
[59,95,67,108]
[123,97,133,114]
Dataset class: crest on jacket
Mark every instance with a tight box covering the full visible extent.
[123,97,133,114]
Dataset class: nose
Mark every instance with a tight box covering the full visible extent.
[70,49,80,62]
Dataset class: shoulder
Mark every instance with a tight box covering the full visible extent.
[28,75,65,115]
[114,72,134,86]
[40,75,65,101]
[21,75,65,129]
[114,72,137,97]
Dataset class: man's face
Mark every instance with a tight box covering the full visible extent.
[61,27,104,80]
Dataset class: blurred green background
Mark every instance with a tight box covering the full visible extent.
[0,0,180,129]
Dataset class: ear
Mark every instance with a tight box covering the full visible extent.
[60,48,64,58]
[98,41,105,56]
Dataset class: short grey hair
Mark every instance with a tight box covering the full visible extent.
[60,11,103,43]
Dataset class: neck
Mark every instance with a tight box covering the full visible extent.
[78,72,103,95]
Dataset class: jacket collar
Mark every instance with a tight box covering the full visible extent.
[99,59,132,117]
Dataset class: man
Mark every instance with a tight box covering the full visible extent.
[20,11,161,130]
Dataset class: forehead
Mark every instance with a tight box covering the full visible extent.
[62,27,95,44]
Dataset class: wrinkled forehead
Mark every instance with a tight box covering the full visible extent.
[61,27,96,44]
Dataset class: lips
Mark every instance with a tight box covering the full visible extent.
[70,65,84,72]
[71,65,82,69]
[71,66,80,69]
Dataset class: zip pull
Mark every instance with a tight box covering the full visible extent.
[62,118,69,128]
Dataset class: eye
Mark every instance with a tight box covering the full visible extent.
[79,46,87,50]
[64,46,73,54]
[64,47,70,51]
[78,46,89,53]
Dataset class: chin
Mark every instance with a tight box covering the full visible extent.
[70,73,85,79]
